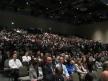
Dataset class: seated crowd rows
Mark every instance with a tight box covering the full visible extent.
[0,29,108,81]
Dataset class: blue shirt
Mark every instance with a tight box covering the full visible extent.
[66,64,76,75]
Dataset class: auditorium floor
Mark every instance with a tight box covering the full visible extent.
[0,73,8,81]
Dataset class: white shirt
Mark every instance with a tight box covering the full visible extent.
[9,59,23,69]
[22,56,31,62]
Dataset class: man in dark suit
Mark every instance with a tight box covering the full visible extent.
[42,56,55,81]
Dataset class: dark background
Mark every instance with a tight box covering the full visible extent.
[0,11,108,43]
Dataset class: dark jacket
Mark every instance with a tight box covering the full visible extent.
[42,64,55,81]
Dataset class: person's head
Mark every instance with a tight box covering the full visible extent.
[103,61,108,71]
[59,56,64,64]
[13,50,17,54]
[46,56,52,64]
[70,60,75,64]
[55,67,63,75]
[76,58,82,65]
[12,53,17,60]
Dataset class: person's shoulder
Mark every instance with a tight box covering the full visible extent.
[62,64,66,67]
[101,71,108,75]
[28,56,31,58]
[22,56,25,58]
[101,71,108,77]
[16,59,21,61]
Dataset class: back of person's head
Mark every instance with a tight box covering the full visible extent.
[103,61,108,71]
[88,64,93,72]
[55,67,63,75]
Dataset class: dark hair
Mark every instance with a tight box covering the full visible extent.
[55,67,63,75]
[103,61,108,70]
[67,59,71,64]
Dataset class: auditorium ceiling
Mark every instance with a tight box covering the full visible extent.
[0,0,108,24]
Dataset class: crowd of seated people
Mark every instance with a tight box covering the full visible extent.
[0,28,108,81]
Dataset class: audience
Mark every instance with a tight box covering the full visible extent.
[0,28,107,81]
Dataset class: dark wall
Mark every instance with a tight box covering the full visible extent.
[74,22,108,43]
[0,11,76,35]
[0,11,108,43]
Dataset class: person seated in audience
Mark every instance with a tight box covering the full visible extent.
[9,53,23,81]
[50,66,64,81]
[99,61,108,81]
[75,58,87,81]
[66,59,76,81]
[29,57,43,81]
[84,63,97,81]
[56,56,70,81]
[43,56,55,81]
[22,51,31,66]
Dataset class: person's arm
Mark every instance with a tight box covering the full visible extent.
[22,56,27,62]
[63,65,69,78]
[9,60,14,68]
[29,56,31,61]
[75,64,86,74]
[81,65,87,73]
[18,59,23,68]
[37,67,43,80]
[9,60,17,69]
[71,65,76,74]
